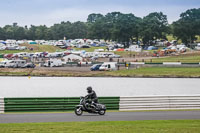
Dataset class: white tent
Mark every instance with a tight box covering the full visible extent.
[63,54,83,62]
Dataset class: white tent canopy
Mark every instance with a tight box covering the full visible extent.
[63,54,83,62]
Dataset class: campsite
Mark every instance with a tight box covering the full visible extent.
[0,38,200,77]
[1,1,200,133]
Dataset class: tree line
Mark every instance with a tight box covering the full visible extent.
[0,8,199,46]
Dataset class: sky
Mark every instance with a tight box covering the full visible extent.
[0,0,199,27]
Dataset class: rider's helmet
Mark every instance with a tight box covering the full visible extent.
[87,86,92,93]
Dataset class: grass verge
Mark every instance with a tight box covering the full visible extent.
[1,67,200,78]
[145,53,200,63]
[0,120,200,133]
[0,44,62,54]
[74,46,107,52]
[106,67,200,78]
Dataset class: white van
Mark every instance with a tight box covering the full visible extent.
[195,43,200,50]
[44,59,63,67]
[0,61,7,67]
[5,60,26,68]
[99,62,117,71]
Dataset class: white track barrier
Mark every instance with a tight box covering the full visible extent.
[0,97,4,113]
[163,62,182,65]
[120,95,200,111]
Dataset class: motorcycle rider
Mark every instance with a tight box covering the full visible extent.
[86,86,98,109]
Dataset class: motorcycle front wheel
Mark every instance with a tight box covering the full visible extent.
[98,110,106,115]
[75,107,83,116]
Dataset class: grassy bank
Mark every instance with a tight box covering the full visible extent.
[107,67,200,78]
[145,53,200,63]
[0,67,200,78]
[0,44,62,54]
[74,46,107,52]
[0,120,199,133]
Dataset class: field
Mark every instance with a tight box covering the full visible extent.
[0,120,199,133]
[145,52,200,63]
[1,67,200,78]
[166,35,200,43]
[0,44,62,54]
[107,67,200,78]
[74,46,107,52]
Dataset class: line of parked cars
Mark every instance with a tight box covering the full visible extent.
[0,60,35,68]
[90,62,117,71]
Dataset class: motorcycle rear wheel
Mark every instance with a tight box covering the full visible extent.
[75,107,83,116]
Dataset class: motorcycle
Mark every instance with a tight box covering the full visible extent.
[75,96,106,116]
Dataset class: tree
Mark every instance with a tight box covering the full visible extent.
[3,25,14,39]
[88,12,142,47]
[0,27,6,40]
[14,27,26,40]
[70,21,88,39]
[88,18,106,40]
[87,13,104,23]
[111,13,142,47]
[27,25,37,40]
[140,12,169,45]
[173,8,200,44]
[34,25,49,40]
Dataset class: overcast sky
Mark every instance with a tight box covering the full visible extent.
[0,0,199,27]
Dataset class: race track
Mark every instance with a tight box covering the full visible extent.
[0,111,200,123]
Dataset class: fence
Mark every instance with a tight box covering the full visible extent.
[0,97,4,113]
[120,95,200,111]
[130,62,200,65]
[4,97,120,112]
[2,96,200,113]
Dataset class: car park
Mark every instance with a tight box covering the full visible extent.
[99,62,117,71]
[0,61,6,68]
[22,63,36,68]
[44,59,63,67]
[90,64,102,71]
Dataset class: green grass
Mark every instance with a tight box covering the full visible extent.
[0,44,62,54]
[0,120,199,133]
[114,51,137,57]
[74,46,107,52]
[0,72,29,76]
[196,35,200,42]
[30,45,62,53]
[166,35,200,43]
[0,50,24,54]
[107,67,200,77]
[145,55,200,63]
[166,35,182,44]
[1,67,200,78]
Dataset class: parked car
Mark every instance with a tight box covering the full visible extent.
[147,46,158,50]
[4,54,13,59]
[99,62,117,71]
[22,63,36,68]
[195,43,200,50]
[44,59,63,67]
[81,45,91,48]
[0,61,6,68]
[108,54,121,58]
[90,64,102,71]
[7,60,27,68]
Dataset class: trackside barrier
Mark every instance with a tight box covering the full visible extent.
[163,62,181,65]
[4,97,120,112]
[129,62,200,65]
[0,97,4,113]
[63,62,200,66]
[130,62,145,65]
[120,95,200,111]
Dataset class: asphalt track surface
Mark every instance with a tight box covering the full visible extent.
[0,111,200,123]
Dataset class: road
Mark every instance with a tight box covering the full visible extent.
[0,111,200,123]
